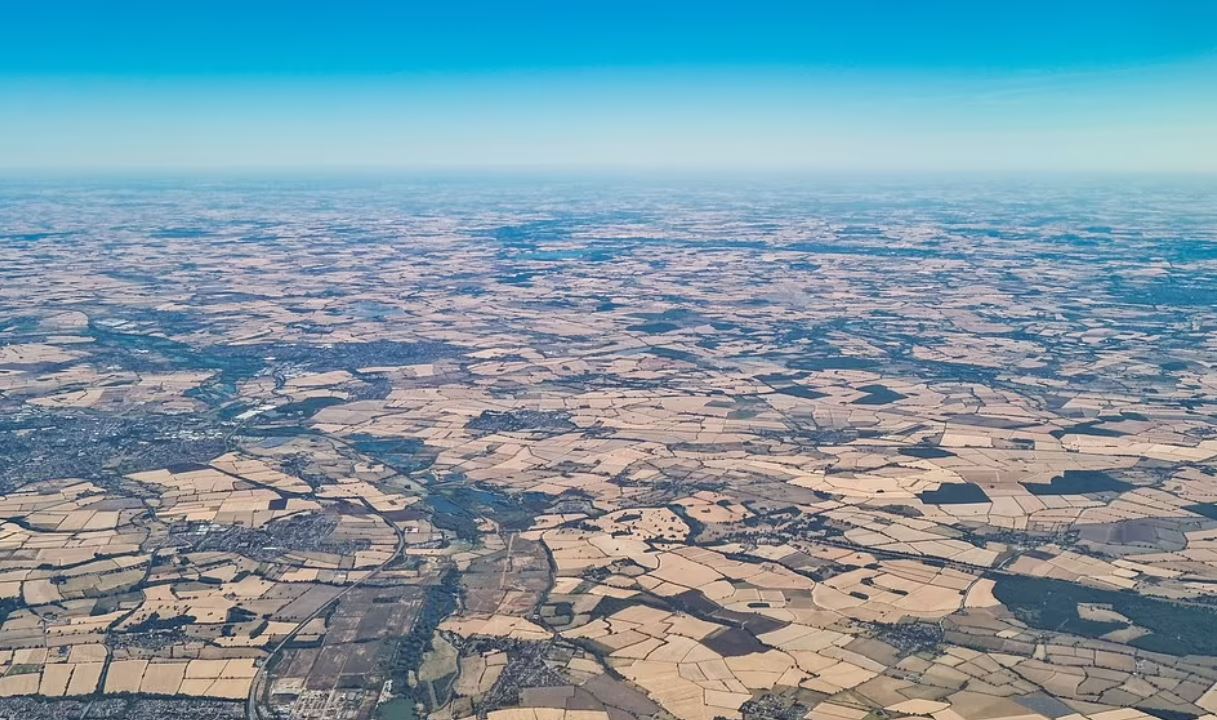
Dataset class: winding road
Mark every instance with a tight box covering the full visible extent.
[246,503,407,720]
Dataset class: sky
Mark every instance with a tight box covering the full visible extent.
[1,1,1215,173]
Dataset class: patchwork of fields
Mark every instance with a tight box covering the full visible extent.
[1,177,1217,720]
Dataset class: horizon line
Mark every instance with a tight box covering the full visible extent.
[3,165,1217,179]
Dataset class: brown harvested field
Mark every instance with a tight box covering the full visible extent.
[305,646,350,690]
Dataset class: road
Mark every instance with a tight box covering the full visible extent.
[246,502,407,720]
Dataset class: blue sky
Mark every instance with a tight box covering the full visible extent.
[1,1,1215,171]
